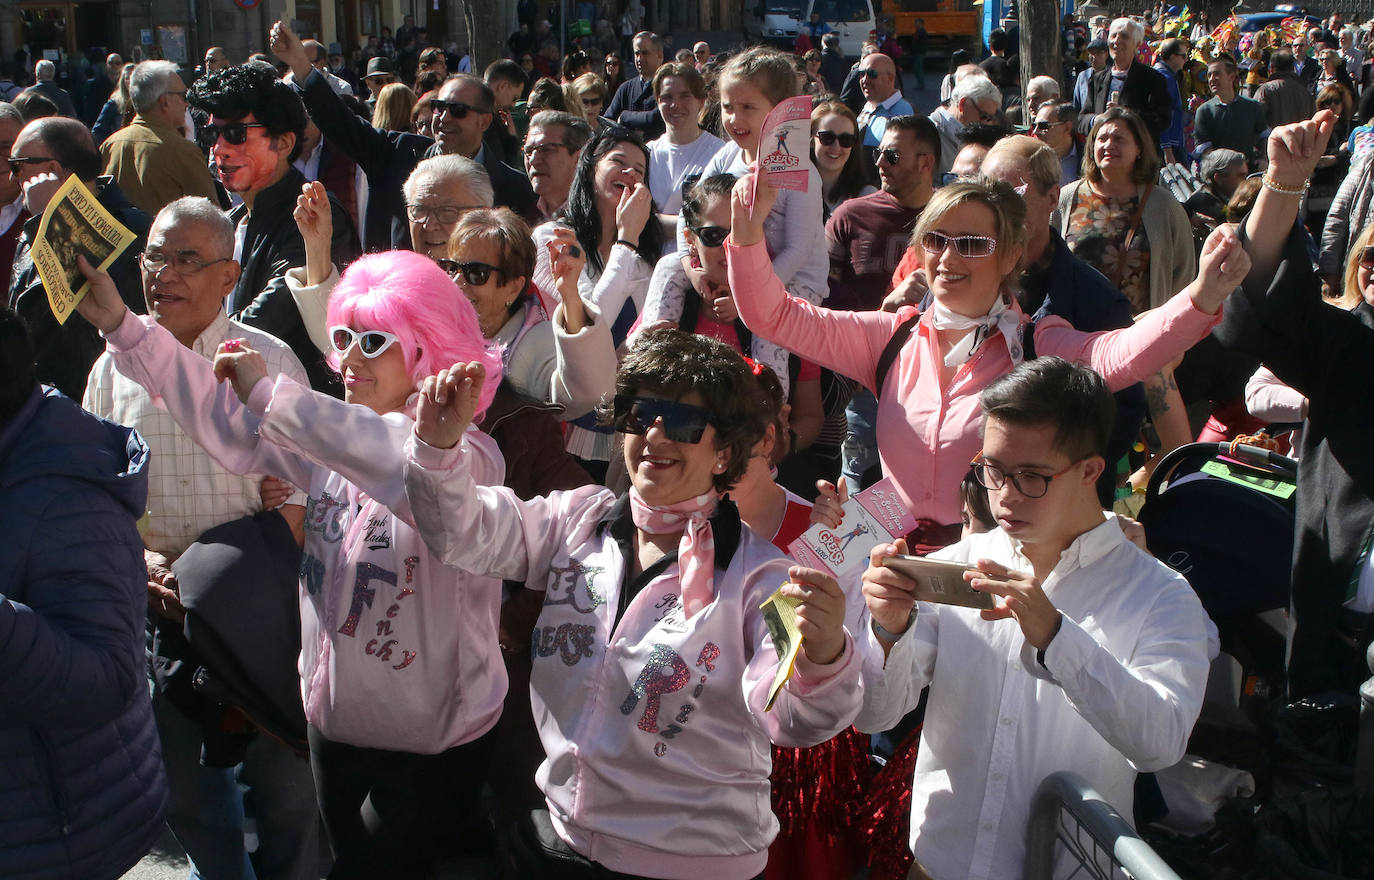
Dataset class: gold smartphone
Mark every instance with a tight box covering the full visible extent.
[881,554,995,610]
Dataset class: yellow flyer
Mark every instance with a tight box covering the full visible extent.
[760,584,804,711]
[32,175,136,325]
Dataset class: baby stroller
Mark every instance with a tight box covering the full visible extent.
[1138,434,1299,690]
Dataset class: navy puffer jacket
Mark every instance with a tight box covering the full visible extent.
[0,386,168,879]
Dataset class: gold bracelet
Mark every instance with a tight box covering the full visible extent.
[1260,175,1310,197]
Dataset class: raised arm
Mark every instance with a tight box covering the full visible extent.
[73,259,316,489]
[1241,111,1336,284]
[404,363,610,582]
[285,180,339,354]
[1037,224,1249,390]
[270,20,429,178]
[729,174,917,391]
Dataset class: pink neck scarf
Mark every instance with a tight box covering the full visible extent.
[629,487,719,619]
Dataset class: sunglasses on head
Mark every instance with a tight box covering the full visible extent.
[689,225,729,248]
[205,121,268,145]
[814,129,856,148]
[431,99,489,118]
[329,326,400,358]
[613,394,713,443]
[437,259,502,286]
[920,230,998,258]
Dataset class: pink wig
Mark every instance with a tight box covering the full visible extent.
[327,250,502,420]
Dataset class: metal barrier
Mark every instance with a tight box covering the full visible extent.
[1023,771,1183,880]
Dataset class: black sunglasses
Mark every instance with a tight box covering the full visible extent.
[613,394,713,444]
[1031,120,1066,133]
[858,68,883,78]
[814,129,856,148]
[876,147,903,165]
[689,225,729,248]
[7,155,52,176]
[431,99,490,118]
[437,258,502,286]
[205,121,268,145]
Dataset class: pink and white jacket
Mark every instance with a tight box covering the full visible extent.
[404,436,863,880]
[104,311,507,755]
[728,240,1224,526]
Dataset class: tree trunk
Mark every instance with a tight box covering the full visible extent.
[1020,0,1060,103]
[467,0,505,72]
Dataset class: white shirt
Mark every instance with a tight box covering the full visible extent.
[646,129,724,216]
[293,137,325,183]
[83,311,310,557]
[855,515,1214,880]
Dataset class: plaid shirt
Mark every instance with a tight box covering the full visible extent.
[83,310,309,557]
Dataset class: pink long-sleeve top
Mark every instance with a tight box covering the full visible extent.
[404,436,863,879]
[104,311,508,755]
[728,240,1223,526]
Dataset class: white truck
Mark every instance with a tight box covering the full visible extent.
[747,0,879,58]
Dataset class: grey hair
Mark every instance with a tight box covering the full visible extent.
[0,102,22,126]
[952,73,1001,107]
[1026,75,1060,97]
[35,59,54,80]
[403,154,495,207]
[1200,148,1246,184]
[529,110,592,153]
[130,61,181,113]
[154,196,236,258]
[1111,17,1145,44]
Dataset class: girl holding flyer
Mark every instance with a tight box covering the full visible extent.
[683,47,830,304]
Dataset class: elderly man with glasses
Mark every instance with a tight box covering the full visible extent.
[100,60,218,217]
[81,195,320,880]
[1077,17,1173,147]
[927,73,1001,177]
[7,116,149,399]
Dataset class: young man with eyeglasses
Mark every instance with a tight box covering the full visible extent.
[188,62,358,394]
[100,60,218,218]
[856,356,1212,880]
[81,195,320,880]
[7,116,150,400]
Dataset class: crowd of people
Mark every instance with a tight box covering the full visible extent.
[2,5,1372,880]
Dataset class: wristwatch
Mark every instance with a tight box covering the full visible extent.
[871,608,916,643]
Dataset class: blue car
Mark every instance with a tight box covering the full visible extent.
[1235,11,1322,33]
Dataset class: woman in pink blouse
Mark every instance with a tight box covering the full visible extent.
[729,174,1250,551]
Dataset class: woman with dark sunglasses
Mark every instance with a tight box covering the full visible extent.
[731,174,1252,554]
[809,100,877,218]
[72,245,588,877]
[403,328,862,880]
